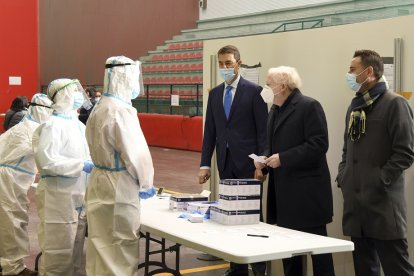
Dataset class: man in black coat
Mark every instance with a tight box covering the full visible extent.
[199,45,268,276]
[337,50,414,276]
[256,66,334,276]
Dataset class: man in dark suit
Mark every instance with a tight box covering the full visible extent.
[337,50,414,276]
[255,66,335,276]
[199,45,268,276]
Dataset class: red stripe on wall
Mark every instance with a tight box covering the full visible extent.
[0,0,39,132]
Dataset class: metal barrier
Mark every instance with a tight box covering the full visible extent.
[40,84,204,116]
[272,19,324,33]
[133,83,203,116]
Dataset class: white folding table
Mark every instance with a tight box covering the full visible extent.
[139,197,353,275]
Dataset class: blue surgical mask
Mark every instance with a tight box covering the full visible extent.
[219,68,236,82]
[131,89,140,99]
[72,92,85,109]
[345,67,369,92]
[345,73,362,92]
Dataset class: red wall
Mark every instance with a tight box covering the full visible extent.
[138,114,202,152]
[0,0,39,132]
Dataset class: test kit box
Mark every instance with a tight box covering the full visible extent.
[169,194,209,211]
[186,201,218,215]
[218,195,261,211]
[210,206,260,225]
[219,179,261,196]
[188,213,204,223]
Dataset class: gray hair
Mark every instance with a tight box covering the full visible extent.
[267,66,302,90]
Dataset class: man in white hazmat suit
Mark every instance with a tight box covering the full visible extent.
[32,79,93,276]
[85,56,155,276]
[0,93,53,276]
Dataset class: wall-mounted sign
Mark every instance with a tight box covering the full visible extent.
[9,76,22,85]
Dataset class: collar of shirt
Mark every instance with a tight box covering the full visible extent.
[223,74,241,102]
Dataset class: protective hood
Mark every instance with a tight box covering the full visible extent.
[103,56,143,101]
[47,79,86,113]
[29,93,53,124]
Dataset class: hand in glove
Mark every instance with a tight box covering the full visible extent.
[83,160,94,173]
[139,187,156,199]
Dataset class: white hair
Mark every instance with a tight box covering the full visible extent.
[267,66,302,90]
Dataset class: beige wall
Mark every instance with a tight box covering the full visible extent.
[202,15,414,275]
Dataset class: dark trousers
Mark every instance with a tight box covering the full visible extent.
[351,236,414,276]
[220,149,266,276]
[282,225,335,276]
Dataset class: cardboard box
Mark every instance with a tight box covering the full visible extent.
[188,213,204,223]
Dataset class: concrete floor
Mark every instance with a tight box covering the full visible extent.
[18,147,239,276]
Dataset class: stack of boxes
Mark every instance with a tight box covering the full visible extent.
[210,179,261,225]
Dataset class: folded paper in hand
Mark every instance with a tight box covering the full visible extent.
[248,154,266,164]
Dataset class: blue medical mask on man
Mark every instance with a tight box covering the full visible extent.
[219,68,236,82]
[345,67,370,92]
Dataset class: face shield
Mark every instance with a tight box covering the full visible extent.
[104,56,143,100]
[48,79,90,111]
[134,61,145,98]
[29,93,53,124]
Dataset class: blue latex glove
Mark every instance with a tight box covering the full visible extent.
[139,187,156,199]
[83,160,94,173]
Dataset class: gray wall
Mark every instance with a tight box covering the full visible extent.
[39,0,199,87]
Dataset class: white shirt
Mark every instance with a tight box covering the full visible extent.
[222,74,241,104]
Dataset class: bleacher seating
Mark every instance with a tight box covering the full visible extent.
[138,40,203,116]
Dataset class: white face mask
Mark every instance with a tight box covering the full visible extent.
[260,85,275,104]
[260,85,283,104]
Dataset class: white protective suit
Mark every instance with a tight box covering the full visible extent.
[32,79,91,276]
[0,93,53,275]
[85,56,154,276]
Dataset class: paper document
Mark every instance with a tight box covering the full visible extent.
[248,154,266,164]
